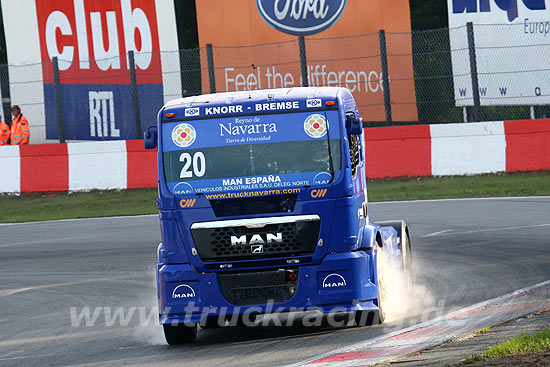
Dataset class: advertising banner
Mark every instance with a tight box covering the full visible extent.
[1,0,179,143]
[195,0,418,122]
[448,0,550,106]
[37,0,163,140]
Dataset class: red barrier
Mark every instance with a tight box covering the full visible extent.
[20,144,68,192]
[364,125,431,178]
[504,119,550,172]
[126,140,157,189]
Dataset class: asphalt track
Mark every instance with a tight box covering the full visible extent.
[1,196,549,367]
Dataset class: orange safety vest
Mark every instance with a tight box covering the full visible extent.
[0,121,10,145]
[10,114,30,145]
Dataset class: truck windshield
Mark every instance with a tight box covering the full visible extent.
[162,110,342,195]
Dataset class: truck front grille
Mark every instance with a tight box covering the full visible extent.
[218,269,298,306]
[190,215,320,262]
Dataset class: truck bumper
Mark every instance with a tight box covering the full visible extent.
[157,251,378,324]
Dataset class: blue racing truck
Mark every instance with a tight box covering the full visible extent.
[144,87,412,344]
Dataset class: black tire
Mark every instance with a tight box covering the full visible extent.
[375,242,387,324]
[235,313,258,327]
[163,323,198,345]
[200,316,224,329]
[402,231,413,288]
[355,310,376,326]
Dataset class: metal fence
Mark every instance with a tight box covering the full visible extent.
[1,23,549,143]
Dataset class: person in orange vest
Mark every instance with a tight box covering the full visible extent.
[10,105,30,145]
[0,116,10,145]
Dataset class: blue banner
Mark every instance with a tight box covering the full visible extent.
[45,83,163,140]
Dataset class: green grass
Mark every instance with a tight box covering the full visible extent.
[464,354,482,363]
[484,328,550,358]
[0,189,158,223]
[1,171,549,223]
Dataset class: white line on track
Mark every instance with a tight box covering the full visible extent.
[286,278,550,367]
[0,274,146,297]
[421,229,453,237]
[0,214,158,226]
[0,287,33,298]
[426,223,550,236]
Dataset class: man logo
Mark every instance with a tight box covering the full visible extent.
[172,284,196,299]
[173,182,194,195]
[231,233,283,246]
[311,188,328,198]
[251,244,264,253]
[322,273,347,288]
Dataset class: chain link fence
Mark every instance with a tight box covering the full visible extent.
[1,23,549,143]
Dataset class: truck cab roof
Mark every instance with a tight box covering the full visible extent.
[163,87,355,110]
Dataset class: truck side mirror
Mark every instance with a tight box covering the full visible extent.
[346,114,363,135]
[144,126,158,149]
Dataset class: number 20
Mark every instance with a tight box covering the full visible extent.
[179,152,206,178]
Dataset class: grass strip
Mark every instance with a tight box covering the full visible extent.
[484,328,550,358]
[0,171,549,223]
[368,171,550,202]
[0,189,158,223]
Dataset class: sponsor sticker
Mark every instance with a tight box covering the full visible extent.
[306,99,322,108]
[171,123,197,148]
[322,273,347,288]
[185,107,200,117]
[304,114,328,138]
[172,284,196,299]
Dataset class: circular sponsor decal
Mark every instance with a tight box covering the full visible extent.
[171,123,196,148]
[304,114,328,138]
[256,0,347,36]
[313,172,332,185]
[173,182,194,195]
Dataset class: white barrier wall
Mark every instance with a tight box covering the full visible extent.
[68,141,127,191]
[0,146,20,192]
[430,121,506,176]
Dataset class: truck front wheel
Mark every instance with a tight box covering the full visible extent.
[163,323,198,344]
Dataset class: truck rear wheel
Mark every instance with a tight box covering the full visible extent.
[163,323,198,344]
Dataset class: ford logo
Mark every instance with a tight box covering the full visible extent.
[256,0,347,36]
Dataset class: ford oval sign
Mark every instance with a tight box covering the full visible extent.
[257,0,347,36]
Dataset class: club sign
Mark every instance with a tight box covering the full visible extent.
[256,0,347,36]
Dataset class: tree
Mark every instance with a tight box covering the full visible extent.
[410,0,449,30]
